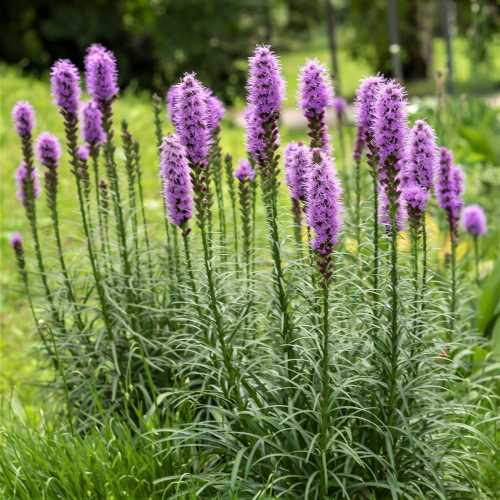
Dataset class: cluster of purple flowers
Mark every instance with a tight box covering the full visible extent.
[36,133,61,169]
[12,102,35,137]
[462,205,487,236]
[84,44,119,103]
[16,162,41,207]
[82,101,106,146]
[50,60,81,116]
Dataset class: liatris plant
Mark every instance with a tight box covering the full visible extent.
[284,142,310,256]
[402,119,437,298]
[8,42,496,499]
[462,204,487,284]
[436,147,465,334]
[234,159,256,283]
[36,132,81,325]
[299,59,333,152]
[306,147,342,497]
[13,102,59,323]
[224,154,240,276]
[353,75,385,275]
[246,45,293,375]
[373,79,408,461]
[332,96,348,189]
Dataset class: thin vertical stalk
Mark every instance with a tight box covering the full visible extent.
[473,235,479,285]
[421,214,428,300]
[411,223,419,333]
[225,154,240,277]
[355,158,361,255]
[319,273,331,499]
[211,129,227,264]
[371,171,380,310]
[101,102,130,279]
[449,228,457,337]
[91,148,107,258]
[251,174,257,275]
[134,140,153,281]
[291,198,303,259]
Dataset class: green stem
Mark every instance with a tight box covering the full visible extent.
[371,171,379,313]
[450,229,457,337]
[355,158,361,256]
[319,275,330,498]
[421,214,428,303]
[291,198,303,259]
[473,235,479,285]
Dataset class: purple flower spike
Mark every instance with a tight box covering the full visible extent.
[16,162,41,207]
[82,101,105,146]
[299,60,333,151]
[373,79,408,185]
[36,132,61,169]
[77,145,90,162]
[436,147,465,240]
[306,149,343,255]
[403,183,429,224]
[402,119,437,191]
[462,204,487,236]
[378,184,406,232]
[284,142,311,201]
[353,75,385,161]
[10,232,23,252]
[166,84,180,127]
[234,159,256,182]
[332,96,347,120]
[205,90,225,134]
[160,134,193,226]
[299,60,333,116]
[176,73,211,165]
[85,44,119,103]
[248,45,285,118]
[12,102,35,137]
[50,59,80,116]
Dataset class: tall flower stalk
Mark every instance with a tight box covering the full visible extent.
[462,204,487,285]
[246,45,293,376]
[235,160,256,284]
[401,120,437,300]
[284,142,311,258]
[436,147,464,335]
[306,148,342,498]
[37,132,83,329]
[12,102,59,323]
[51,57,114,339]
[353,76,385,285]
[224,154,239,277]
[85,44,130,278]
[373,79,408,459]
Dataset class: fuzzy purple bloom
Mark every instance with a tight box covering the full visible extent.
[234,159,256,182]
[176,73,211,165]
[436,148,464,222]
[77,145,90,162]
[10,232,23,252]
[12,102,35,137]
[16,162,41,206]
[402,119,437,191]
[373,80,408,185]
[306,149,343,255]
[205,90,225,134]
[284,142,311,201]
[332,97,347,120]
[353,75,385,161]
[166,84,180,127]
[299,60,333,116]
[50,59,80,115]
[160,134,193,226]
[378,184,406,232]
[85,44,119,103]
[248,45,285,118]
[462,205,487,236]
[82,101,105,146]
[36,132,61,169]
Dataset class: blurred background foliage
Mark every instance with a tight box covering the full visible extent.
[1,0,499,102]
